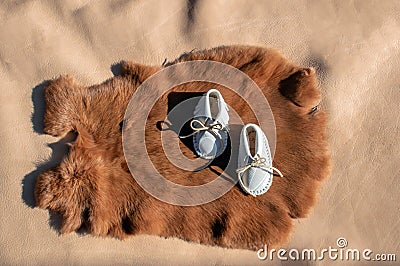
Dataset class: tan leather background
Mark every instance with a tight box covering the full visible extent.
[0,1,398,265]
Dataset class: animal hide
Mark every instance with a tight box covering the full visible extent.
[34,45,331,250]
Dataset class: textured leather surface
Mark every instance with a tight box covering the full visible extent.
[0,1,398,265]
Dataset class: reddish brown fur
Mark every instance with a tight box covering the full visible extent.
[34,45,331,250]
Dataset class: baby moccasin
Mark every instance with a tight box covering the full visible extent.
[237,124,283,196]
[181,89,230,160]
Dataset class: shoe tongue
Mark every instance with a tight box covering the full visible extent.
[193,94,210,118]
[193,93,228,126]
[215,101,229,126]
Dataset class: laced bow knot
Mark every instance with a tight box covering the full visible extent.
[180,119,226,139]
[236,154,283,177]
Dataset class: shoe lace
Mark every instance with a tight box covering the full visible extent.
[236,154,283,177]
[179,119,226,139]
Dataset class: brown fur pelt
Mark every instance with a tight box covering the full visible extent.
[34,45,331,250]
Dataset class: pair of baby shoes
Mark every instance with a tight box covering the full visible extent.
[181,89,283,197]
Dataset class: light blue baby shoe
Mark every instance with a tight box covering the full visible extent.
[236,124,283,196]
[181,89,229,159]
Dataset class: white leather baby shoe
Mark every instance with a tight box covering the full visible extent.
[181,89,229,159]
[237,123,283,196]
